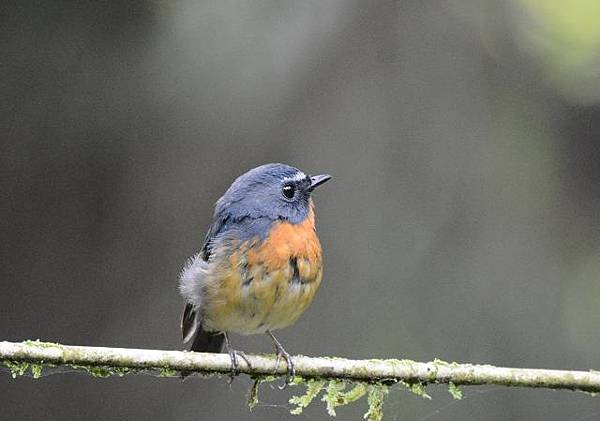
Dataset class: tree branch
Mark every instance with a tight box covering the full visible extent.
[1,340,599,393]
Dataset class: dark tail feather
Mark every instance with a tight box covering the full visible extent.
[180,304,224,379]
[180,322,225,380]
[181,303,224,353]
[190,327,225,353]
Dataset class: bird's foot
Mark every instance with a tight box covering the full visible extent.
[226,348,251,383]
[224,332,251,384]
[268,331,295,389]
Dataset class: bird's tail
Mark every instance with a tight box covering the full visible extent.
[180,304,224,380]
[190,327,225,353]
[181,302,224,353]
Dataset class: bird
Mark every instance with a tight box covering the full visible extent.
[179,163,331,385]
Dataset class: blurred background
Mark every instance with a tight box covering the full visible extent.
[2,0,600,419]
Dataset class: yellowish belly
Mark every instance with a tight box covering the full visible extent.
[203,264,322,334]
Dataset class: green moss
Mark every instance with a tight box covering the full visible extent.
[113,367,133,377]
[322,380,347,416]
[448,382,463,400]
[287,379,373,417]
[246,375,280,410]
[247,379,260,410]
[84,366,113,378]
[399,380,431,400]
[30,364,43,379]
[159,367,178,377]
[67,364,137,378]
[3,360,30,378]
[364,383,389,421]
[23,340,62,349]
[289,379,327,415]
[340,383,369,404]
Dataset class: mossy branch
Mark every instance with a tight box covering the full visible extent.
[2,340,600,391]
[2,340,599,419]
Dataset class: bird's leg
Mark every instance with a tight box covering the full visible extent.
[267,330,295,388]
[223,332,251,383]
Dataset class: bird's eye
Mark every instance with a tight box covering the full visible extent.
[282,183,296,199]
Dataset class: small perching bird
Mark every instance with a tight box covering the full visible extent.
[179,163,331,384]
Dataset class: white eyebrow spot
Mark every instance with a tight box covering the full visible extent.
[282,171,306,183]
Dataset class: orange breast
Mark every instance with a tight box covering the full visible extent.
[202,202,324,334]
[246,203,322,273]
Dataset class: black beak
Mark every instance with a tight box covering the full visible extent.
[308,174,332,191]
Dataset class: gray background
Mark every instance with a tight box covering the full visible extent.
[2,1,600,420]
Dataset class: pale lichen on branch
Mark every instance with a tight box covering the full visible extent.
[1,340,599,419]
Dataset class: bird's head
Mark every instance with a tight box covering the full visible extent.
[215,163,331,224]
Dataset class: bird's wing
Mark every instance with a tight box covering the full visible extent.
[200,214,230,261]
[180,214,273,343]
[179,215,230,343]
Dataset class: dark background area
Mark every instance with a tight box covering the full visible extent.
[2,1,600,420]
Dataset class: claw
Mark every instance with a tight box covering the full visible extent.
[224,333,251,384]
[267,330,295,388]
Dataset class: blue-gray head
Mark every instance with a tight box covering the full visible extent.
[215,163,331,224]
